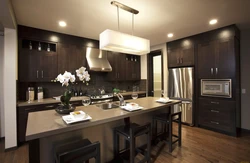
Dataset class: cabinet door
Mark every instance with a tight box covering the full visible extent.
[19,49,39,82]
[215,39,235,79]
[125,55,140,81]
[168,48,179,68]
[116,53,126,81]
[74,46,87,70]
[180,46,194,66]
[40,51,58,81]
[106,51,118,81]
[27,50,41,81]
[58,43,73,74]
[197,41,216,79]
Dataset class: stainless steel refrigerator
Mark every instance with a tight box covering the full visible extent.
[168,67,194,126]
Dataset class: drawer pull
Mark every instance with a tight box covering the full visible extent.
[211,101,219,104]
[211,110,219,113]
[45,105,55,108]
[210,121,219,125]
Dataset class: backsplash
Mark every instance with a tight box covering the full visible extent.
[18,72,146,101]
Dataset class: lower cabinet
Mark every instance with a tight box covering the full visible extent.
[198,98,237,136]
[17,101,83,144]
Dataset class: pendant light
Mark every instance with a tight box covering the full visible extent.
[99,1,150,55]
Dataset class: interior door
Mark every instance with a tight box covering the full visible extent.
[148,50,163,97]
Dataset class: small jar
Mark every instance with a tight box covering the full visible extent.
[37,87,44,100]
[26,87,35,102]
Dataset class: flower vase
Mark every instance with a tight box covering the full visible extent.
[55,104,76,114]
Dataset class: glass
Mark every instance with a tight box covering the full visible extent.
[131,93,138,99]
[82,97,91,106]
[26,87,35,102]
[37,87,43,100]
[161,90,167,97]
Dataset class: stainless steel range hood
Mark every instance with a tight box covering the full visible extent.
[86,47,112,72]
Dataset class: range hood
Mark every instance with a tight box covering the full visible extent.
[86,47,112,72]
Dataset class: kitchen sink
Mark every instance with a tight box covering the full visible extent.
[96,103,119,110]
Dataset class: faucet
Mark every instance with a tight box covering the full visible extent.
[116,93,125,106]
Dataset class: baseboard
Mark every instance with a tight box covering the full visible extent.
[5,146,18,152]
[240,128,250,133]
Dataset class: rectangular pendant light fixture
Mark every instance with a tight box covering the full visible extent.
[100,29,150,55]
[99,1,150,55]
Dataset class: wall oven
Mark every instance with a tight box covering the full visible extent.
[201,79,232,98]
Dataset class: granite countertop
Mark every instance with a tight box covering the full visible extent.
[26,97,181,141]
[17,91,147,107]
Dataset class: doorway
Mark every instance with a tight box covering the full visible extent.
[147,50,163,97]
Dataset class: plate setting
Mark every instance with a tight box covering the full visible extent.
[62,111,92,124]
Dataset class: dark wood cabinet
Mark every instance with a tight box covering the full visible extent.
[125,55,141,81]
[198,97,236,135]
[58,43,87,75]
[18,43,58,82]
[168,44,194,68]
[198,39,235,79]
[106,52,126,81]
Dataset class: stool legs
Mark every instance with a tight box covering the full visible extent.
[168,115,173,153]
[113,130,119,159]
[129,137,135,163]
[178,113,182,147]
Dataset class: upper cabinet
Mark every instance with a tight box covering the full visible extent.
[18,39,58,82]
[58,43,87,75]
[106,52,126,81]
[197,38,235,79]
[106,52,141,81]
[125,55,141,81]
[167,40,194,68]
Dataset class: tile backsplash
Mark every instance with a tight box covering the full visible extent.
[18,72,146,101]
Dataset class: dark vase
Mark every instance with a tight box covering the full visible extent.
[55,104,76,114]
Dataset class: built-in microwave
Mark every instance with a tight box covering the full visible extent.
[201,79,232,98]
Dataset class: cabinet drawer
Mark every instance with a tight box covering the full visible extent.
[199,117,234,133]
[199,98,235,111]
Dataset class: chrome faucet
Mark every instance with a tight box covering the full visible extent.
[116,93,125,106]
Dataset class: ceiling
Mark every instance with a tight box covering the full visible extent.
[11,0,250,46]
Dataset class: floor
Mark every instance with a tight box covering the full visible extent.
[0,124,250,163]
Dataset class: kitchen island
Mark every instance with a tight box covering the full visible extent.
[26,97,181,163]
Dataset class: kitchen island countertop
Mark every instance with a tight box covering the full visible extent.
[26,97,180,141]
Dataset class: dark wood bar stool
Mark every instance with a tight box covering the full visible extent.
[113,123,151,163]
[152,111,182,152]
[54,139,100,163]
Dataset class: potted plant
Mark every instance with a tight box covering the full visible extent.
[55,67,90,114]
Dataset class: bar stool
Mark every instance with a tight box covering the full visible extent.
[113,123,151,163]
[152,111,182,152]
[54,139,100,163]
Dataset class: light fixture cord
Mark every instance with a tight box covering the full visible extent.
[132,13,134,35]
[117,6,120,31]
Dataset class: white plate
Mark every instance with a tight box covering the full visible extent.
[120,105,143,112]
[156,99,174,104]
[62,112,92,124]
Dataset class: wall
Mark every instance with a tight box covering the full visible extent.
[150,43,168,96]
[0,34,4,137]
[240,29,250,130]
[4,28,17,148]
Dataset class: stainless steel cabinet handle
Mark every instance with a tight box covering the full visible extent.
[37,70,39,78]
[211,68,213,75]
[210,121,219,125]
[42,70,44,78]
[211,110,219,113]
[177,58,180,64]
[211,101,219,104]
[45,105,55,108]
[215,68,218,75]
[181,58,183,63]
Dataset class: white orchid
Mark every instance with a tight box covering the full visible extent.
[76,67,91,83]
[56,71,76,87]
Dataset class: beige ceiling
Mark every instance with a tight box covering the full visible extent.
[11,0,250,46]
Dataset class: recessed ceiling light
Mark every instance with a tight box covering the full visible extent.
[209,19,217,25]
[59,21,67,27]
[168,33,173,38]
